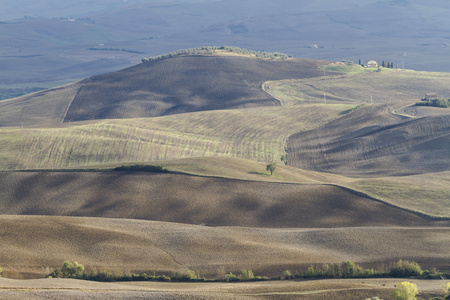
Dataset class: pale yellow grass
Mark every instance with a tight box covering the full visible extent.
[349,171,450,218]
[264,69,450,105]
[0,104,352,170]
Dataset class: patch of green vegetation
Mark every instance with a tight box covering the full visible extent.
[142,46,292,62]
[49,259,449,283]
[415,98,450,108]
[320,63,366,74]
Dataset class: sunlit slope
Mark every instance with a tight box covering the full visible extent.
[0,104,350,170]
[264,68,450,105]
[348,171,450,218]
[1,171,448,227]
[0,82,82,127]
[287,104,450,177]
[1,216,449,278]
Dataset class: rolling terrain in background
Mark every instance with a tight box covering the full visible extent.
[1,0,450,100]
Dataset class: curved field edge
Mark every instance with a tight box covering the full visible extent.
[0,278,445,300]
[0,215,449,279]
[0,104,352,170]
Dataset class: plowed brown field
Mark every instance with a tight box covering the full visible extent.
[1,216,449,278]
[1,172,446,228]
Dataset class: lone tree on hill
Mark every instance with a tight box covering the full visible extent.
[266,162,276,175]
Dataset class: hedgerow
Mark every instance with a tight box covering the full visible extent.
[47,260,449,283]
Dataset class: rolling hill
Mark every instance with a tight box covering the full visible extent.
[1,171,446,228]
[0,54,327,127]
[1,216,449,279]
[0,52,449,300]
[287,104,450,177]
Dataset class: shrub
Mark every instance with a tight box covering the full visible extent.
[390,260,423,277]
[304,265,321,278]
[156,275,171,281]
[240,270,254,281]
[443,282,450,299]
[172,270,197,282]
[50,261,85,278]
[341,261,357,278]
[392,281,418,300]
[225,272,239,282]
[282,270,293,280]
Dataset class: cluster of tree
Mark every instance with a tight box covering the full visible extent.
[382,61,395,68]
[112,164,169,173]
[142,46,292,62]
[416,98,450,108]
[48,262,268,283]
[357,59,396,68]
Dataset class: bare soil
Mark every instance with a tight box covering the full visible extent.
[0,277,445,300]
[0,216,449,278]
[0,172,446,228]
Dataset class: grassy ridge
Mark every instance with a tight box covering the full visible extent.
[349,172,450,218]
[0,104,351,170]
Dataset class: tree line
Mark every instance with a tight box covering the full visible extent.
[142,46,292,62]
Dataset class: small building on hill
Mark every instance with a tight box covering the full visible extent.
[367,60,378,68]
[423,93,438,101]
